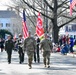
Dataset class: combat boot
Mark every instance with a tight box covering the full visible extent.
[29,64,32,69]
[28,61,32,69]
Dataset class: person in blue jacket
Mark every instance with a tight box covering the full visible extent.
[69,35,74,53]
[61,44,69,55]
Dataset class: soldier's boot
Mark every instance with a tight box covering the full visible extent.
[28,63,32,69]
[44,57,46,67]
[28,58,32,69]
[47,58,50,68]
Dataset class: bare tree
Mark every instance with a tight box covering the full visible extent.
[21,0,76,43]
[9,0,76,43]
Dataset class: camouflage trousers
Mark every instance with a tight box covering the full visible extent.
[27,51,34,67]
[43,51,50,66]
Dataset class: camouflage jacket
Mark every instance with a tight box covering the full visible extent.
[40,38,53,51]
[24,37,36,51]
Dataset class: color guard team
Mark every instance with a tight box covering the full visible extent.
[0,32,75,69]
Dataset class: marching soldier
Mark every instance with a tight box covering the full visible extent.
[5,35,14,64]
[40,33,53,68]
[16,34,24,64]
[24,31,36,69]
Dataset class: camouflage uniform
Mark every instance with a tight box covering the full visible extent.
[40,38,52,68]
[24,37,36,69]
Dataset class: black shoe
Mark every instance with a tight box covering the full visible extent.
[47,65,50,68]
[34,61,36,63]
[38,61,40,63]
[44,65,46,67]
[8,62,11,64]
[38,59,40,63]
[19,62,22,64]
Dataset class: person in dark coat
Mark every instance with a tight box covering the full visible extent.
[16,34,24,64]
[34,34,40,63]
[0,38,4,52]
[5,35,14,64]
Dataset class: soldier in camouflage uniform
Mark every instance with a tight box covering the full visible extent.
[40,33,53,68]
[24,31,36,69]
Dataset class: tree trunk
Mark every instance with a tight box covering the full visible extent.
[52,0,59,43]
[52,26,59,43]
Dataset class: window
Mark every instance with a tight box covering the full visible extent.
[72,24,76,31]
[0,23,3,27]
[6,23,10,27]
[65,26,68,31]
[68,25,72,31]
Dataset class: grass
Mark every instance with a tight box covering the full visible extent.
[73,45,76,49]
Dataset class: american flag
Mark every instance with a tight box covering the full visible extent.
[70,0,76,15]
[36,12,44,37]
[22,10,29,39]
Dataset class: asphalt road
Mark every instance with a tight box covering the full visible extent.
[0,50,76,75]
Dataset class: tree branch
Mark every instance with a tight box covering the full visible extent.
[23,0,53,20]
[59,16,76,28]
[57,6,69,17]
[58,0,69,8]
[25,10,36,27]
[60,15,73,19]
[44,0,53,11]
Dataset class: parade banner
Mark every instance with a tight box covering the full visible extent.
[36,12,44,37]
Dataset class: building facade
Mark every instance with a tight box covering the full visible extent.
[0,10,22,37]
[65,23,76,38]
[59,23,76,39]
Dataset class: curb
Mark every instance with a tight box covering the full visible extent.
[67,53,76,57]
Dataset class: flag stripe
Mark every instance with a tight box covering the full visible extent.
[22,10,28,38]
[71,0,76,8]
[23,22,28,37]
[70,0,76,15]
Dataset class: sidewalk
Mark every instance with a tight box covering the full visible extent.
[67,53,76,57]
[67,47,76,57]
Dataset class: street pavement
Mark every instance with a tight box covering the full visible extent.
[0,49,76,75]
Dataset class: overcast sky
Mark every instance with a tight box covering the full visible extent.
[0,0,11,10]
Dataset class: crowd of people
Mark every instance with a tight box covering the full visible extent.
[0,33,75,69]
[52,35,75,55]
